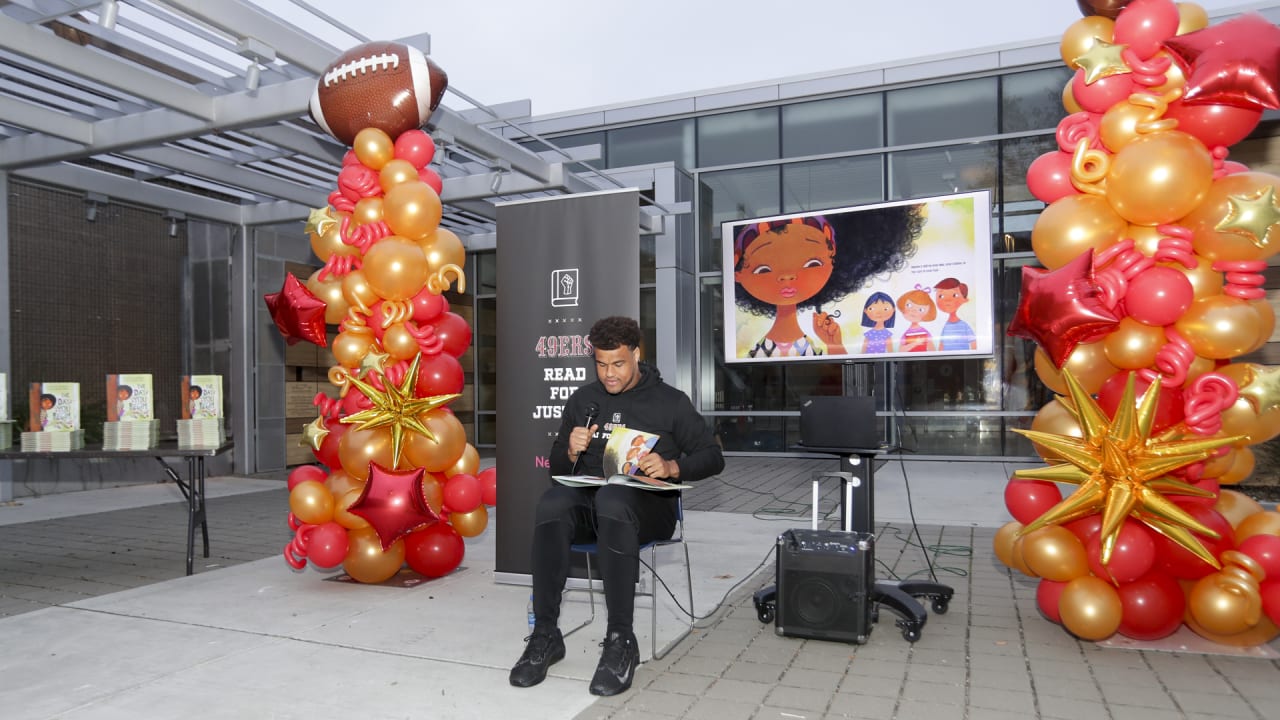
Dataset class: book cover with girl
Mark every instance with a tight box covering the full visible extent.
[27,382,79,431]
[106,374,154,421]
[181,375,223,419]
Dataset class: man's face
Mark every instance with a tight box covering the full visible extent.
[595,345,641,395]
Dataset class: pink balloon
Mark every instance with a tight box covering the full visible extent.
[1096,373,1184,435]
[1117,571,1185,640]
[1065,514,1103,545]
[1027,151,1079,204]
[1072,71,1136,114]
[410,287,447,324]
[288,464,329,491]
[429,311,472,357]
[1037,579,1067,623]
[415,352,465,396]
[478,467,498,506]
[341,387,372,416]
[393,129,436,168]
[419,167,444,196]
[1004,479,1063,526]
[1238,534,1280,580]
[1163,101,1262,149]
[404,522,464,577]
[1086,520,1156,583]
[442,473,481,514]
[1124,266,1194,327]
[1112,0,1180,59]
[1220,160,1250,175]
[308,521,350,569]
[1156,502,1234,579]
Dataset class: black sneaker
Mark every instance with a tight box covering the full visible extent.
[509,627,565,688]
[588,629,639,696]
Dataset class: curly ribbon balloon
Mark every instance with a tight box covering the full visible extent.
[338,214,390,255]
[1210,146,1234,179]
[1213,260,1267,300]
[426,263,466,295]
[287,512,303,532]
[1071,137,1110,196]
[1153,224,1197,267]
[1056,112,1103,153]
[332,163,382,209]
[284,524,314,569]
[376,299,415,330]
[312,392,342,420]
[1197,550,1266,626]
[379,360,410,390]
[1124,91,1179,135]
[1140,327,1196,388]
[328,365,356,396]
[1121,48,1173,88]
[318,254,362,281]
[1093,239,1153,308]
[405,320,445,356]
[1183,372,1240,436]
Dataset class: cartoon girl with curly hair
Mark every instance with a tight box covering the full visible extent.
[897,286,937,353]
[732,205,924,358]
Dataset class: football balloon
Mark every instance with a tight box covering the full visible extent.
[309,41,448,147]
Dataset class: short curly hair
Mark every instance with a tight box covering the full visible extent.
[733,204,924,317]
[588,316,641,351]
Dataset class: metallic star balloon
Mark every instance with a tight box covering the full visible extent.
[1073,38,1132,84]
[302,415,329,452]
[264,272,328,347]
[1163,13,1280,110]
[359,348,392,378]
[305,206,338,238]
[1237,363,1280,416]
[340,353,460,469]
[1216,186,1280,250]
[1013,371,1243,570]
[348,462,438,550]
[1007,250,1120,368]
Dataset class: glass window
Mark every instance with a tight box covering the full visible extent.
[697,108,779,167]
[607,120,694,169]
[781,94,883,158]
[476,296,497,412]
[1001,134,1057,206]
[523,131,606,166]
[781,156,884,213]
[888,141,998,202]
[475,251,497,295]
[886,78,998,146]
[1001,67,1073,133]
[697,166,781,273]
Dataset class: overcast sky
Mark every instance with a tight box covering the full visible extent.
[281,0,1265,116]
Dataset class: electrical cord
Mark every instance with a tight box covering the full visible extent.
[637,543,777,627]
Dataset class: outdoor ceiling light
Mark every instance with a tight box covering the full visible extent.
[85,192,108,222]
[98,0,118,30]
[245,62,261,92]
[236,38,275,94]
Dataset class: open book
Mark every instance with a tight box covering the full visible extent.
[554,426,691,491]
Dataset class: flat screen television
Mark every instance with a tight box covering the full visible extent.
[721,191,993,364]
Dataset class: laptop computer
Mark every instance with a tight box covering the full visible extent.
[798,395,881,450]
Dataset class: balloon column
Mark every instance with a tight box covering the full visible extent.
[1003,0,1280,644]
[265,41,499,584]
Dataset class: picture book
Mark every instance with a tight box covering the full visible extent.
[554,426,691,491]
[0,372,7,421]
[107,373,154,421]
[27,382,80,432]
[181,375,223,419]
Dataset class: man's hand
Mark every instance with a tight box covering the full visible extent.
[567,424,598,462]
[636,453,677,479]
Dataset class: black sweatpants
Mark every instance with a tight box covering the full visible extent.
[530,483,678,635]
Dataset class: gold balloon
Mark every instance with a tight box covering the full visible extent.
[1217,447,1255,486]
[341,269,380,311]
[1011,534,1038,577]
[1201,445,1238,479]
[1188,551,1264,635]
[352,197,384,226]
[1040,342,1118,395]
[1217,364,1280,445]
[1103,317,1166,370]
[1183,172,1280,262]
[1062,81,1082,114]
[310,213,360,262]
[379,159,420,192]
[1100,101,1150,153]
[384,182,443,241]
[1185,614,1280,646]
[1021,526,1090,582]
[1127,224,1165,257]
[1248,299,1275,354]
[1175,295,1266,359]
[325,469,363,497]
[331,330,374,369]
[444,443,481,478]
[421,227,465,274]
[994,521,1024,570]
[338,426,395,481]
[1168,257,1224,301]
[403,408,466,472]
[342,527,406,584]
[1214,489,1264,528]
[353,127,395,170]
[1106,131,1214,226]
[334,486,371,530]
[1235,511,1280,543]
[450,505,489,538]
[1175,2,1210,35]
[289,480,335,525]
[1059,576,1123,640]
[382,322,422,361]
[1182,354,1217,386]
[1031,194,1128,270]
[1147,50,1187,94]
[421,473,445,514]
[1060,16,1115,67]
[362,236,430,302]
[306,270,349,325]
[1030,398,1084,463]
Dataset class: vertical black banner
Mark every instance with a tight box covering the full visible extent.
[495,189,640,578]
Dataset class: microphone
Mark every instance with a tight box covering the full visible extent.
[572,402,599,474]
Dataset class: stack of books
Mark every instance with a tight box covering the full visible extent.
[103,419,161,450]
[178,374,225,449]
[21,430,85,451]
[177,418,225,448]
[0,372,9,449]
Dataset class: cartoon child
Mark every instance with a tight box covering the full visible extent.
[897,286,937,352]
[188,385,203,418]
[732,206,924,358]
[115,384,133,421]
[860,291,896,354]
[934,277,976,351]
[39,393,55,429]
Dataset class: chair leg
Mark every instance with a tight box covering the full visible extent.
[650,539,694,661]
[561,551,597,640]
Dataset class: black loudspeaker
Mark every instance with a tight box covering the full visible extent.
[775,529,874,644]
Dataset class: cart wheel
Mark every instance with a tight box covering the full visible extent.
[931,599,949,615]
[902,628,920,643]
[758,607,774,624]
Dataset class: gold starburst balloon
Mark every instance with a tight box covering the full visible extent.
[301,415,329,451]
[340,352,460,469]
[1013,371,1243,570]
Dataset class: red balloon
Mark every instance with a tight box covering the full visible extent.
[442,473,481,514]
[1095,373,1184,435]
[1237,535,1280,581]
[1124,266,1194,327]
[1163,101,1262,149]
[393,129,436,168]
[1116,571,1185,640]
[1007,251,1121,368]
[1027,151,1079,204]
[1262,580,1280,625]
[1221,160,1250,175]
[419,167,444,196]
[1065,514,1104,545]
[341,387,372,416]
[1037,579,1067,623]
[410,287,447,324]
[288,464,329,491]
[1086,520,1156,584]
[307,521,350,569]
[1071,71,1136,114]
[264,273,328,347]
[1163,14,1280,111]
[348,463,439,550]
[430,311,472,357]
[1156,502,1235,579]
[314,417,348,469]
[415,352,465,396]
[478,466,498,506]
[1004,479,1063,526]
[404,522,465,578]
[1112,0,1179,59]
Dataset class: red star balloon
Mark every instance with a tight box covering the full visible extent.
[348,463,439,550]
[1007,250,1121,368]
[264,272,328,347]
[1163,13,1280,110]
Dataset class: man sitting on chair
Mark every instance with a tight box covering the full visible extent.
[509,316,724,696]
